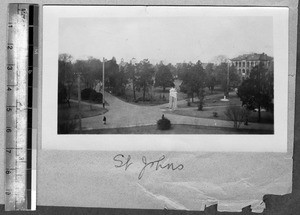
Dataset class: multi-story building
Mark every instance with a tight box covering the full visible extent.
[230,53,273,78]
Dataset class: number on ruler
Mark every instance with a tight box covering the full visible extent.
[6,107,12,112]
[18,156,25,161]
[7,45,13,50]
[6,149,12,153]
[7,87,12,91]
[6,170,11,175]
[6,127,12,133]
[7,65,13,70]
[5,191,11,196]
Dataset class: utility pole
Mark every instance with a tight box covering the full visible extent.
[227,62,230,99]
[102,57,105,108]
[77,73,82,133]
[221,62,230,102]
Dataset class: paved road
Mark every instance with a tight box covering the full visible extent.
[80,92,273,131]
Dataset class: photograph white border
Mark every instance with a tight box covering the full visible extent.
[42,6,289,152]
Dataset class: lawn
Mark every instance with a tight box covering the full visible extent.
[76,124,273,134]
[58,101,107,119]
[174,92,274,124]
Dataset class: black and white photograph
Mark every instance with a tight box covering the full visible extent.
[42,6,288,151]
[57,11,275,135]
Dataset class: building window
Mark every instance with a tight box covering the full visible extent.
[251,62,254,66]
[236,62,238,66]
[247,62,250,67]
[246,69,249,75]
[242,69,245,74]
[239,62,241,67]
[242,62,245,67]
[239,69,241,74]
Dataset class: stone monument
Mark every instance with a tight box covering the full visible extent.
[169,87,178,110]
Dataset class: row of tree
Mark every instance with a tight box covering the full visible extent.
[58,54,242,103]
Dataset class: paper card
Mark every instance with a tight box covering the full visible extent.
[39,5,294,212]
[43,6,290,152]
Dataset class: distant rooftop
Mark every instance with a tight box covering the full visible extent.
[231,53,273,61]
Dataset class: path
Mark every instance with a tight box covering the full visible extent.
[79,92,273,131]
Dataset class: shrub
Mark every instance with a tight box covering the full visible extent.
[198,99,204,111]
[197,89,205,111]
[213,112,218,117]
[187,100,191,106]
[224,106,249,129]
[157,117,171,130]
[81,88,94,100]
[89,90,103,103]
[81,88,103,103]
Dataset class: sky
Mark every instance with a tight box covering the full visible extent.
[59,16,273,64]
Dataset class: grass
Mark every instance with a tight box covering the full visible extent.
[172,106,273,124]
[58,101,107,119]
[76,124,273,134]
[174,93,274,124]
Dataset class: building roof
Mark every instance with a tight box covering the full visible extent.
[231,53,273,61]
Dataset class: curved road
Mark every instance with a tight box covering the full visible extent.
[80,92,273,131]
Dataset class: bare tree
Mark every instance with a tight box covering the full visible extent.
[211,55,229,65]
[224,105,249,129]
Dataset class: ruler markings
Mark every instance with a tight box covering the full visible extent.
[5,3,38,211]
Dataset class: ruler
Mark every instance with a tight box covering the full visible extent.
[5,4,38,211]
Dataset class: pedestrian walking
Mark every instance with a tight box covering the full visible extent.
[103,116,107,125]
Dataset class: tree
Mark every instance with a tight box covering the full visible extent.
[176,62,190,81]
[237,62,274,122]
[59,53,73,83]
[211,55,229,65]
[86,57,103,85]
[105,57,122,94]
[224,105,249,129]
[125,60,138,101]
[180,61,206,108]
[167,63,177,78]
[114,65,128,96]
[179,62,194,101]
[205,63,217,94]
[71,57,103,91]
[193,61,206,111]
[58,53,74,104]
[154,63,174,92]
[74,60,91,88]
[136,59,155,101]
[215,63,240,97]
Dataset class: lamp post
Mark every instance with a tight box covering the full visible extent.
[226,62,230,99]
